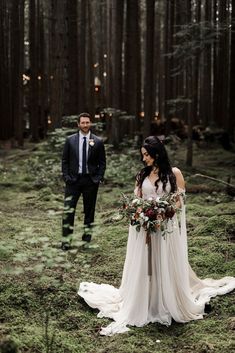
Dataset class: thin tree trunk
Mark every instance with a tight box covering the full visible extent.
[78,0,86,112]
[154,1,161,120]
[14,0,24,146]
[158,1,166,122]
[124,0,141,116]
[29,0,39,141]
[0,0,13,140]
[186,0,193,166]
[229,0,235,140]
[144,0,155,138]
[200,0,212,126]
[112,0,124,109]
[50,0,66,128]
[67,0,78,114]
[105,0,112,107]
[165,0,175,132]
[86,0,95,115]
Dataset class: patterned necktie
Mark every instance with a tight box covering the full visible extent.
[82,136,87,174]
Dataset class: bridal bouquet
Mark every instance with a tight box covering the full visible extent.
[120,192,183,235]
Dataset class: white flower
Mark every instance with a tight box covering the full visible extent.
[132,198,140,205]
[139,219,144,226]
[89,139,95,146]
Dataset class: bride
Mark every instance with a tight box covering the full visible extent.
[78,135,235,336]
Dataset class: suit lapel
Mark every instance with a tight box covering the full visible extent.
[75,133,80,162]
[88,133,94,159]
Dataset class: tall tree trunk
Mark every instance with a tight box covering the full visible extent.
[154,1,161,120]
[144,0,155,137]
[77,0,86,112]
[29,0,39,141]
[13,0,24,146]
[0,0,13,140]
[105,0,113,107]
[86,0,95,115]
[186,0,193,166]
[229,0,235,140]
[67,0,78,114]
[192,0,201,125]
[200,0,212,126]
[213,0,230,129]
[124,0,141,117]
[158,1,167,123]
[50,0,66,128]
[111,0,124,109]
[38,5,47,138]
[165,0,175,132]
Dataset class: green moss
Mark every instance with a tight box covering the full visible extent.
[0,140,235,353]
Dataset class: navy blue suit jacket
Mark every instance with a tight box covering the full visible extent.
[62,132,106,184]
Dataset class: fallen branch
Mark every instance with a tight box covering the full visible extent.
[192,173,235,189]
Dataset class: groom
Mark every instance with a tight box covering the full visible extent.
[61,112,106,250]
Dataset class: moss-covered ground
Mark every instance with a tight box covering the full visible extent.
[0,136,234,353]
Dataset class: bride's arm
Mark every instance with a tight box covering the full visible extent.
[173,167,185,190]
[172,167,186,208]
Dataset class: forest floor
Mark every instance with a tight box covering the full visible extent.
[0,134,235,353]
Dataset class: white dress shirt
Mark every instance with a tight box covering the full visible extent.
[78,131,90,174]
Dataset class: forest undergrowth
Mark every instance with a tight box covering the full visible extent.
[0,132,235,353]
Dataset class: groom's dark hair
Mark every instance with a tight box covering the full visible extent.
[77,112,92,122]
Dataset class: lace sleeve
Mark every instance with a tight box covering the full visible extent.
[177,187,186,209]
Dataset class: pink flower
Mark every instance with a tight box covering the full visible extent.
[156,214,163,221]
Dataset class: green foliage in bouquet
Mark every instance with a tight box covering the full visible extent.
[119,192,184,235]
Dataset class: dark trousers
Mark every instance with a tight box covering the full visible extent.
[62,175,99,237]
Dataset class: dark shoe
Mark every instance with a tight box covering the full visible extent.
[82,233,92,242]
[61,242,71,251]
[204,303,212,313]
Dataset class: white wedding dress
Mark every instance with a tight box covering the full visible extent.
[78,178,235,336]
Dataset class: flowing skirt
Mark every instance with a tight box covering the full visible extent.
[78,209,235,336]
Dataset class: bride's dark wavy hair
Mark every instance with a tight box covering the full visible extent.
[136,136,177,192]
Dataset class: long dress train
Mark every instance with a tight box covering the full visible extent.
[78,178,235,336]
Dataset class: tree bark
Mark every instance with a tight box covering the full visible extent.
[77,0,86,112]
[124,0,141,117]
[229,0,235,140]
[29,0,40,141]
[67,0,79,114]
[111,0,124,109]
[144,0,155,138]
[86,0,95,115]
[0,0,13,140]
[49,0,66,128]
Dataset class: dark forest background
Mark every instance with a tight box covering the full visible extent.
[0,0,235,165]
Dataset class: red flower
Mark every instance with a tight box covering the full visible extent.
[145,208,156,220]
[165,205,175,219]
